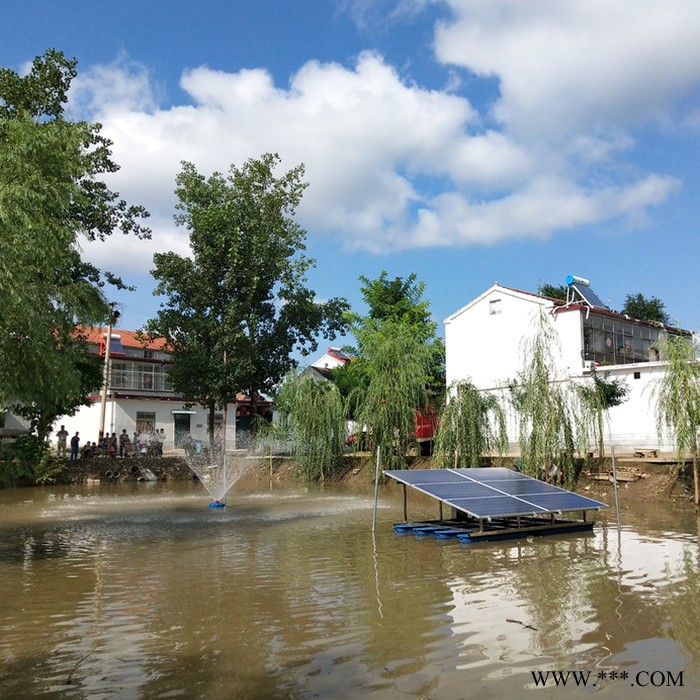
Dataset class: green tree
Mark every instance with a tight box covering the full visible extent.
[335,271,445,416]
[511,308,578,487]
[537,283,568,301]
[576,369,629,457]
[434,380,508,468]
[351,319,435,468]
[146,154,348,439]
[0,49,150,439]
[276,372,346,480]
[621,293,670,325]
[651,333,700,506]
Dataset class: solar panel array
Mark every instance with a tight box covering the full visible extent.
[571,282,607,309]
[384,467,608,519]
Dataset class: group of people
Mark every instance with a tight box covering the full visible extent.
[55,426,167,459]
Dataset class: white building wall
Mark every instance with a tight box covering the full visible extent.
[445,286,554,390]
[52,399,238,453]
[445,285,675,454]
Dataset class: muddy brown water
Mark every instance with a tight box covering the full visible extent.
[1,477,699,699]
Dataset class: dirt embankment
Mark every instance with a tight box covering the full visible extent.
[51,452,697,511]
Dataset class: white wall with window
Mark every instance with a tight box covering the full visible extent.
[445,283,681,453]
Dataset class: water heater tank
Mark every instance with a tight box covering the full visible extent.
[565,274,590,287]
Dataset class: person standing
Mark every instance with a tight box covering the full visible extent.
[70,432,80,460]
[119,429,130,457]
[56,425,69,459]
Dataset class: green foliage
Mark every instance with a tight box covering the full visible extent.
[621,293,670,325]
[352,320,434,468]
[537,283,568,301]
[0,49,150,430]
[511,309,577,487]
[0,435,55,487]
[276,373,346,480]
[576,369,629,456]
[354,271,436,336]
[434,380,508,468]
[336,271,445,417]
[651,333,700,505]
[145,154,348,431]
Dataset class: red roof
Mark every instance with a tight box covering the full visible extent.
[78,326,168,351]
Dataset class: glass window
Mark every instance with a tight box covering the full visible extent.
[136,412,156,434]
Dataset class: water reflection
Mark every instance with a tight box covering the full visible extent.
[0,482,698,698]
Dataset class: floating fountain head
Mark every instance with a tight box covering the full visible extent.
[186,455,249,507]
[177,425,255,507]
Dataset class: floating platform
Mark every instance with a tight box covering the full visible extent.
[385,467,606,545]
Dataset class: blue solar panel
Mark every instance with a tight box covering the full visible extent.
[453,467,530,482]
[384,468,607,519]
[390,469,468,484]
[519,492,605,513]
[416,482,500,499]
[446,496,547,518]
[476,479,555,495]
[572,282,607,309]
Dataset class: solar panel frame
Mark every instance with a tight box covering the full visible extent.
[384,468,607,519]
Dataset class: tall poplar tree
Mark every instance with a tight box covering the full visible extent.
[0,49,150,438]
[146,154,348,436]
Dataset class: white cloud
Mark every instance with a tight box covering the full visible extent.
[77,3,700,270]
[433,0,700,142]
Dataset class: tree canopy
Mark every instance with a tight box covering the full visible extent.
[0,49,150,438]
[537,283,568,301]
[145,153,348,435]
[334,271,443,466]
[336,271,445,415]
[621,293,671,325]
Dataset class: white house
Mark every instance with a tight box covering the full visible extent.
[444,278,689,452]
[49,327,271,452]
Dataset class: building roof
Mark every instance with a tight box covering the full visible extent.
[445,282,689,335]
[79,326,168,351]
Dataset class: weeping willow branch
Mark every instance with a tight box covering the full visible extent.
[576,368,629,457]
[352,320,434,469]
[650,333,700,506]
[276,372,346,481]
[434,380,508,468]
[512,308,580,488]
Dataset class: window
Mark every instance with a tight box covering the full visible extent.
[136,412,156,434]
[633,371,641,379]
[108,361,173,391]
[582,314,664,366]
[144,349,154,359]
[489,299,502,315]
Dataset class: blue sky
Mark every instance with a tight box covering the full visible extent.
[4,0,700,359]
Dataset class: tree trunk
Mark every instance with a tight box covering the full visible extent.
[249,384,259,435]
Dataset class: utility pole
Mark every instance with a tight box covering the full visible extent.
[98,303,120,442]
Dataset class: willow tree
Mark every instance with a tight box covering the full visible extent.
[276,373,346,481]
[434,380,508,468]
[512,308,578,487]
[651,333,700,506]
[352,319,434,469]
[576,369,629,457]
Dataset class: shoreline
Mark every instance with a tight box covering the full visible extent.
[4,453,697,513]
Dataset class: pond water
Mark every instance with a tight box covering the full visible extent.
[0,477,699,699]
